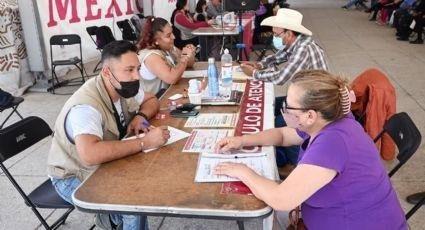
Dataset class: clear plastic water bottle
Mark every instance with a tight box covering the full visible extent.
[221,49,233,97]
[207,57,219,97]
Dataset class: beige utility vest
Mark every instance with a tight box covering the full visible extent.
[47,75,139,181]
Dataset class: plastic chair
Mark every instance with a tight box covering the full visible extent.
[117,19,138,42]
[373,112,422,177]
[0,96,24,129]
[0,116,74,229]
[49,34,85,94]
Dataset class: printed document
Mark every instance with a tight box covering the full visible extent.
[183,129,234,153]
[123,126,190,152]
[185,113,238,128]
[182,70,207,78]
[232,66,252,81]
[195,152,274,182]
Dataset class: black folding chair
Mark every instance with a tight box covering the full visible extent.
[117,19,138,43]
[373,112,422,178]
[49,34,85,94]
[130,13,145,38]
[373,112,423,220]
[405,191,425,220]
[251,34,278,61]
[86,26,102,73]
[0,116,74,229]
[0,96,24,129]
[86,26,116,73]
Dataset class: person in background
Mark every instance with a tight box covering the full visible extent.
[214,70,407,230]
[410,0,425,44]
[194,0,208,22]
[48,40,170,230]
[240,8,328,173]
[240,8,328,85]
[341,0,368,9]
[137,17,196,95]
[206,0,223,18]
[171,0,213,48]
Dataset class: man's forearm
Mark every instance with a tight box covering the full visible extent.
[139,97,159,119]
[76,136,142,166]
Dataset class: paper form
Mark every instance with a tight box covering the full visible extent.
[122,126,190,152]
[182,129,234,153]
[185,113,238,128]
[194,152,274,182]
[232,66,252,81]
[182,70,207,78]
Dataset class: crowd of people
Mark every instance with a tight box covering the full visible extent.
[44,0,410,229]
[342,0,425,44]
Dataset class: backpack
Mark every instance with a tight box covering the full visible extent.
[130,14,145,37]
[117,19,138,41]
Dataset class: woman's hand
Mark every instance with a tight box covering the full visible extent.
[215,136,244,153]
[213,162,255,181]
[182,46,196,58]
[207,19,215,25]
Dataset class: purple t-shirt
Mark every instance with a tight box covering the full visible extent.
[296,114,407,230]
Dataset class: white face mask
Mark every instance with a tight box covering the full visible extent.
[273,35,285,50]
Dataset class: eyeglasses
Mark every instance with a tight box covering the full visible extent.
[281,100,310,114]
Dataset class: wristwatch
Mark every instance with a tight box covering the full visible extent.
[136,112,148,120]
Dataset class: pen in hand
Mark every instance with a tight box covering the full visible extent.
[142,120,155,129]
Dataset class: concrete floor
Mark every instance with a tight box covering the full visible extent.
[0,0,424,229]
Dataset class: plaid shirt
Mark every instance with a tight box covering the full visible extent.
[253,35,328,85]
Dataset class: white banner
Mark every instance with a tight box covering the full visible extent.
[152,0,197,23]
[153,0,176,22]
[35,0,144,68]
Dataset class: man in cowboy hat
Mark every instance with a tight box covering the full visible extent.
[240,8,328,85]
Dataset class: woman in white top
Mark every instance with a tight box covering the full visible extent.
[136,16,196,95]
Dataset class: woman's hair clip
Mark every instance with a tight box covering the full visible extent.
[151,17,155,22]
[339,86,353,115]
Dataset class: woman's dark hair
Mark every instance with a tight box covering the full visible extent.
[176,0,188,10]
[171,0,188,25]
[195,0,206,13]
[136,16,170,50]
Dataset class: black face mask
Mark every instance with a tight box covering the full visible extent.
[109,69,140,98]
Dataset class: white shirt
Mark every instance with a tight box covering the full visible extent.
[65,89,145,142]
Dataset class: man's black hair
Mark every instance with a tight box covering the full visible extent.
[101,40,138,63]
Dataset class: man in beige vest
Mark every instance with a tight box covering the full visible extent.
[47,40,169,230]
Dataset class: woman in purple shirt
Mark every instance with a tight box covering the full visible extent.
[214,70,407,229]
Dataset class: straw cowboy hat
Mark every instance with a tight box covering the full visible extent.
[261,8,312,36]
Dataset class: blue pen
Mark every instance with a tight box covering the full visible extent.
[141,120,150,128]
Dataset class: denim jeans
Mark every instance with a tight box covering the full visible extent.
[51,177,148,230]
[274,96,300,166]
